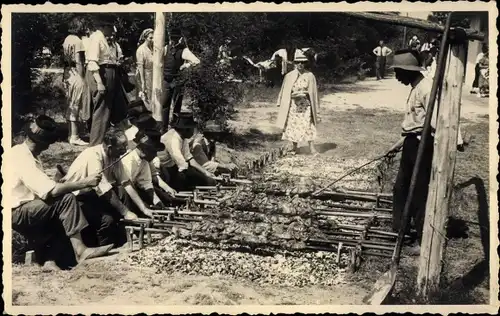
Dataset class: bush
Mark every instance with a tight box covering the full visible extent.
[183,47,244,129]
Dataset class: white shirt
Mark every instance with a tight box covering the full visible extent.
[158,129,193,171]
[87,30,123,71]
[120,149,154,191]
[373,46,392,57]
[124,125,159,177]
[8,142,57,209]
[475,52,485,65]
[62,145,127,196]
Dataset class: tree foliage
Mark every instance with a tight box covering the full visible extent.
[12,12,405,129]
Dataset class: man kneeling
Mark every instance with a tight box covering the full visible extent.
[9,115,113,270]
[62,127,158,248]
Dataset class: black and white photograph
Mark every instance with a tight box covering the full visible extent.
[1,2,498,314]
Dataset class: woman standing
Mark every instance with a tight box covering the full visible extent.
[136,28,154,110]
[276,49,319,155]
[477,48,489,98]
[62,16,91,146]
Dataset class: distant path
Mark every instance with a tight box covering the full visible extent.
[321,76,490,121]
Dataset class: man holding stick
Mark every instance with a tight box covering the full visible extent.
[9,115,113,270]
[61,128,158,247]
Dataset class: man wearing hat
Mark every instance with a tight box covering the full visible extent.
[119,128,169,213]
[8,115,113,270]
[189,120,238,175]
[62,127,158,247]
[123,100,178,199]
[159,28,200,133]
[157,112,217,191]
[385,49,464,255]
[86,17,129,146]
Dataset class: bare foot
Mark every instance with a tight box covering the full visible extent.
[77,244,114,264]
[41,261,61,272]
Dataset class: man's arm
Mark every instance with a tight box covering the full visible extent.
[86,32,105,90]
[124,184,154,218]
[181,48,200,67]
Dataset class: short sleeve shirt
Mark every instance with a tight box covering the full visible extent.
[9,142,57,208]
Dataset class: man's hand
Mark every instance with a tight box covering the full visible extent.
[83,173,103,188]
[142,208,154,219]
[160,184,177,197]
[97,82,106,93]
[124,211,138,221]
[224,163,239,172]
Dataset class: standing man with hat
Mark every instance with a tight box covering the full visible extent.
[8,115,113,270]
[159,28,200,133]
[385,49,463,254]
[158,112,217,191]
[189,121,239,176]
[86,17,129,146]
[372,40,393,80]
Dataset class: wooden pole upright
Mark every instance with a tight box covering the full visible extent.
[151,12,166,122]
[416,31,468,300]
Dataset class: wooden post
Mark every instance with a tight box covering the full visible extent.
[417,36,467,300]
[151,12,166,122]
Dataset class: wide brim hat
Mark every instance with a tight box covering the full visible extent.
[170,112,197,129]
[389,52,426,72]
[294,49,309,62]
[127,100,148,118]
[134,113,158,130]
[134,129,165,152]
[24,115,59,145]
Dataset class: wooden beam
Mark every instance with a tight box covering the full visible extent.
[151,12,166,122]
[339,12,485,41]
[416,39,467,300]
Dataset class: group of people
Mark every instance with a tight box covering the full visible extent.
[10,16,239,270]
[471,44,490,98]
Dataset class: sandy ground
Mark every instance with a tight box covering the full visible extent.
[10,75,491,307]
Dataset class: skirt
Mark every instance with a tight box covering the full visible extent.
[64,70,91,122]
[282,100,317,143]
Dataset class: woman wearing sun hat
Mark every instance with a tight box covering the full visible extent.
[276,48,320,155]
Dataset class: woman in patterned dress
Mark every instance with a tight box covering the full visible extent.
[136,28,154,110]
[62,16,91,146]
[276,49,319,155]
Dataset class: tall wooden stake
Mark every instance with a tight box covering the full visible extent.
[151,12,166,122]
[417,37,467,300]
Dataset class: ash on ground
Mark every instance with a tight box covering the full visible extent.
[126,236,349,287]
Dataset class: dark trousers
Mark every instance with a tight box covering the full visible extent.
[12,194,89,268]
[160,165,217,192]
[375,56,387,79]
[472,64,480,88]
[160,80,184,131]
[89,67,128,146]
[77,189,127,248]
[392,135,434,243]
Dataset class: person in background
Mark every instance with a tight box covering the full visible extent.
[471,45,487,95]
[189,121,239,176]
[276,49,320,155]
[420,37,437,53]
[61,128,159,247]
[158,112,217,191]
[135,28,155,110]
[385,50,465,255]
[372,40,393,80]
[62,16,91,146]
[477,47,489,98]
[9,115,113,270]
[270,42,296,79]
[160,28,201,133]
[408,35,421,51]
[86,18,128,146]
[42,46,52,68]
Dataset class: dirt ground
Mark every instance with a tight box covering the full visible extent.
[10,75,492,306]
